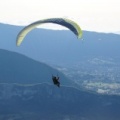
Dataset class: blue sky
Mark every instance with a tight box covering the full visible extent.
[0,0,120,33]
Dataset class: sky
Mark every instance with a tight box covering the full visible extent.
[0,0,120,33]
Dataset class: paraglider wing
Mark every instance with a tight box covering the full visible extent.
[16,18,82,46]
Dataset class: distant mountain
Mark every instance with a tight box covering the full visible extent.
[0,23,120,66]
[0,83,120,120]
[0,49,75,87]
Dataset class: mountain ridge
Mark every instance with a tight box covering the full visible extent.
[0,23,120,66]
[0,48,76,88]
[0,82,120,120]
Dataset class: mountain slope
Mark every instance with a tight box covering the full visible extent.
[0,49,74,86]
[0,83,120,120]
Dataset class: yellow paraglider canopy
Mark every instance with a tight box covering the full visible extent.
[16,18,82,46]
